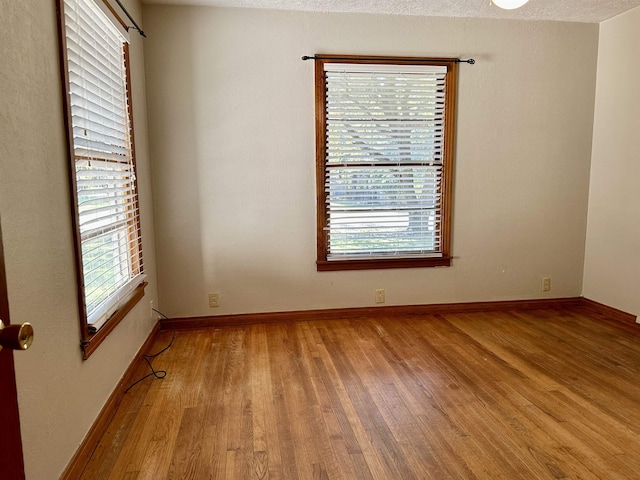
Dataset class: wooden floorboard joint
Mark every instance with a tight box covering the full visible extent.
[61,321,161,480]
[77,302,640,479]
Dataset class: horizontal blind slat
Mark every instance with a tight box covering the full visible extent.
[64,0,143,327]
[323,62,448,260]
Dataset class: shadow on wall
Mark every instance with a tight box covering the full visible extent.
[146,9,206,316]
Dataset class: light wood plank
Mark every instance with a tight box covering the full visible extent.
[81,307,640,479]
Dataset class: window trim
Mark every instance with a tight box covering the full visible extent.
[56,0,145,359]
[314,55,458,271]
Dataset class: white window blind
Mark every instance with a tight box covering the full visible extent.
[63,0,144,331]
[323,63,449,260]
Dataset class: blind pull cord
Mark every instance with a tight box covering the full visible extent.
[114,0,146,37]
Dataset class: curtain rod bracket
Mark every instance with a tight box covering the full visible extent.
[114,0,147,37]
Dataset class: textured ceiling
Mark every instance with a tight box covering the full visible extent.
[141,0,640,23]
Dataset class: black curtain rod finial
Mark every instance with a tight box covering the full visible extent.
[114,0,146,38]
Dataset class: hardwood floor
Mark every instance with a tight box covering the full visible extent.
[80,307,640,479]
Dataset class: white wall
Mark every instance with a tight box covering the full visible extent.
[583,6,640,317]
[143,6,598,318]
[0,1,158,478]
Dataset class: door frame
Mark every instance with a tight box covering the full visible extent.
[0,218,26,479]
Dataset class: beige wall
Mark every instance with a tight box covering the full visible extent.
[143,6,598,318]
[0,1,158,478]
[583,7,640,317]
[2,1,625,476]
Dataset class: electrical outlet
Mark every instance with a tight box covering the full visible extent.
[209,292,220,308]
[375,288,385,304]
[542,277,551,292]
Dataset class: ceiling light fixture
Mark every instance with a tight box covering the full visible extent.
[492,0,530,10]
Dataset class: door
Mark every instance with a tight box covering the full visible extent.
[0,219,26,479]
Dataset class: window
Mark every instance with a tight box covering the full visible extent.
[315,55,458,271]
[57,0,145,358]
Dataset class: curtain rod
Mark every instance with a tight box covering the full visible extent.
[301,55,475,64]
[114,0,146,37]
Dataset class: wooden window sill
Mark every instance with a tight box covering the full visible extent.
[316,257,452,271]
[81,281,147,360]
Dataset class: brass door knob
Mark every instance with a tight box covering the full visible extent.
[0,319,34,351]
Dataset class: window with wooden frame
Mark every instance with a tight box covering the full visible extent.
[315,55,458,271]
[57,0,145,358]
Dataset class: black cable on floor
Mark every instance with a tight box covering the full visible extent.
[125,308,175,393]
